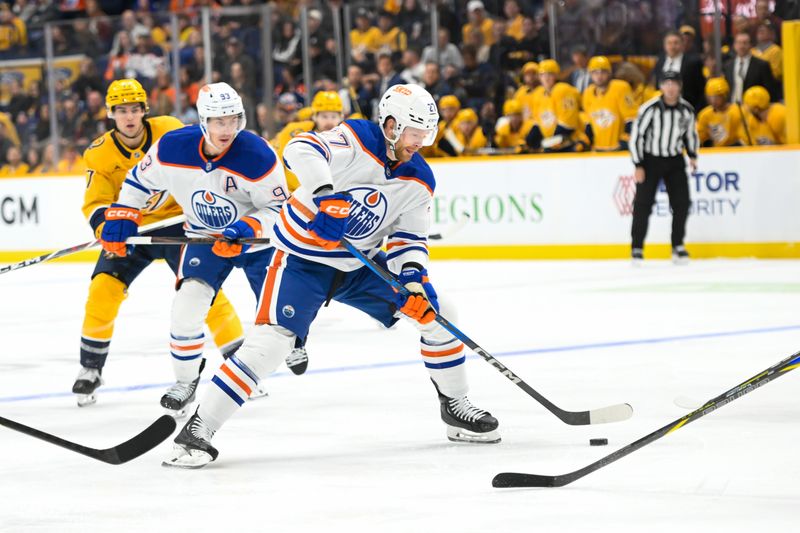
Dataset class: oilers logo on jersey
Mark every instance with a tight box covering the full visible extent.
[192,190,238,229]
[346,188,388,239]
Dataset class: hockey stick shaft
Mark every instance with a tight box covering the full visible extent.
[0,414,176,465]
[0,215,186,275]
[340,238,632,426]
[126,236,271,245]
[493,350,800,488]
[429,212,470,241]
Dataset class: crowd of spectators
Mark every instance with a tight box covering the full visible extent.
[0,0,796,176]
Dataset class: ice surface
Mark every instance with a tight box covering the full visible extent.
[0,259,798,532]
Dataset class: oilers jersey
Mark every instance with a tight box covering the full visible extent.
[117,125,288,251]
[277,119,434,273]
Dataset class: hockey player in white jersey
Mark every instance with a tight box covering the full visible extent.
[99,82,288,416]
[164,84,499,468]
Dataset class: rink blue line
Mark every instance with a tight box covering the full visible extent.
[1,323,798,404]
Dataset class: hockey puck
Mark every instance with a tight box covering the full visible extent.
[589,438,608,446]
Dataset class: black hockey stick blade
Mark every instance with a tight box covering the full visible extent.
[492,350,800,488]
[341,238,633,426]
[0,414,177,465]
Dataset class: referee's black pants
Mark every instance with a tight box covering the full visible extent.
[631,155,691,250]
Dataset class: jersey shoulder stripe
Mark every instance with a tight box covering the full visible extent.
[218,131,279,181]
[342,119,385,166]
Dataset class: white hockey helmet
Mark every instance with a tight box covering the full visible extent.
[197,82,246,147]
[378,84,439,147]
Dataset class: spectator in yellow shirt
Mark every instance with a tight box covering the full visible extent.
[0,3,27,52]
[525,59,587,152]
[494,99,534,152]
[56,142,87,175]
[374,10,407,55]
[504,0,525,41]
[350,8,380,57]
[0,145,29,176]
[441,108,488,156]
[697,77,744,147]
[463,0,495,47]
[740,85,786,145]
[752,22,782,82]
[513,62,539,119]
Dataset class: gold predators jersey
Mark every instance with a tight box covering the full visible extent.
[530,82,582,139]
[272,119,315,192]
[697,104,744,147]
[494,119,535,152]
[82,115,184,236]
[740,103,787,145]
[513,85,537,120]
[581,79,637,151]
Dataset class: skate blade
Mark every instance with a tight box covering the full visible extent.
[446,426,501,444]
[248,385,269,400]
[672,257,690,266]
[162,445,214,469]
[76,393,97,407]
[163,404,193,419]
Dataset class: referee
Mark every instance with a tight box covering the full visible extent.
[629,70,699,264]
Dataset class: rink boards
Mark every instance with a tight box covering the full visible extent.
[1,145,799,261]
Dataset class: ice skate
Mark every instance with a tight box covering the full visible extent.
[162,410,218,469]
[72,367,103,407]
[160,375,200,418]
[631,248,644,267]
[672,245,690,265]
[249,381,269,400]
[436,386,500,444]
[285,345,308,375]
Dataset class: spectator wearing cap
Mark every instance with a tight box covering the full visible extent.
[653,30,706,112]
[217,36,256,86]
[463,1,495,47]
[629,70,698,264]
[494,99,534,152]
[275,92,301,131]
[440,108,488,156]
[350,8,380,58]
[723,31,779,104]
[513,62,539,119]
[421,28,463,70]
[397,0,428,49]
[679,25,697,54]
[374,10,407,56]
[752,23,782,83]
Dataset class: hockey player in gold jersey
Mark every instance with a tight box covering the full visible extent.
[696,77,745,147]
[73,79,245,407]
[525,59,588,152]
[739,85,786,145]
[581,56,638,151]
[494,99,534,153]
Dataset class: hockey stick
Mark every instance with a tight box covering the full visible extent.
[492,350,800,488]
[126,236,271,245]
[0,214,186,276]
[0,414,176,465]
[429,212,470,241]
[340,238,633,426]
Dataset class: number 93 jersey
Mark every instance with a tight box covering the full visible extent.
[117,124,288,250]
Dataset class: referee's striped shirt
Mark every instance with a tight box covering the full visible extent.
[630,96,699,166]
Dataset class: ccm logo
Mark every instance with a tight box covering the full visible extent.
[322,205,351,216]
[106,208,141,221]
